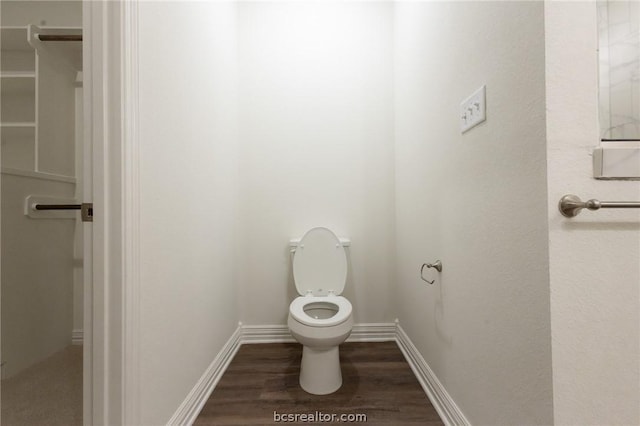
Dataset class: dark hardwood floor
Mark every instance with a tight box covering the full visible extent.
[194,341,444,425]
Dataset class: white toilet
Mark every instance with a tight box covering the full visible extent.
[287,227,353,395]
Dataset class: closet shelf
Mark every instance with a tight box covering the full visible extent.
[1,71,35,78]
[1,122,36,128]
[28,25,83,71]
[29,26,82,41]
[1,167,76,184]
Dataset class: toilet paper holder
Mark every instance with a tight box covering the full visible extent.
[420,260,442,284]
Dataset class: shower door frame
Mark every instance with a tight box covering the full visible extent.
[84,1,140,424]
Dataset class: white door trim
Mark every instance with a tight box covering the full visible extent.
[84,1,139,424]
[82,2,97,423]
[121,1,141,424]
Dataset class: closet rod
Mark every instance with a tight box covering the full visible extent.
[37,34,82,42]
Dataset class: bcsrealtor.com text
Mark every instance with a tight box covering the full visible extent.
[273,410,367,423]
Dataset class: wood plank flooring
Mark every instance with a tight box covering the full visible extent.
[195,342,443,425]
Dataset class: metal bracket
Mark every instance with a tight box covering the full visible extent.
[81,203,93,222]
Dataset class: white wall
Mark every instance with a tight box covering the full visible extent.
[236,2,395,325]
[393,2,553,424]
[137,2,239,424]
[545,2,640,424]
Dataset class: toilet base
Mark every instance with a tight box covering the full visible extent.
[299,345,342,395]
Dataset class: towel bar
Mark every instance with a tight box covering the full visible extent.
[559,194,640,218]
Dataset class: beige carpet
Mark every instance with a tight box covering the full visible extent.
[1,345,82,426]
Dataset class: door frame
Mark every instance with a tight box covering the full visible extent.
[84,1,140,424]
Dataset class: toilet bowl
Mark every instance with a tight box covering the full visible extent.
[287,227,353,395]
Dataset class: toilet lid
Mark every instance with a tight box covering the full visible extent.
[293,227,347,296]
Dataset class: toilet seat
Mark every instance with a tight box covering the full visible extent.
[289,296,352,327]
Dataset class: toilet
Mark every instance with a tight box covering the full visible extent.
[287,227,354,395]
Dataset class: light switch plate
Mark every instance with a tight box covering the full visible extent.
[460,85,486,133]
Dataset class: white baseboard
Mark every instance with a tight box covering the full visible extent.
[396,323,470,426]
[241,324,295,343]
[348,322,397,342]
[167,325,242,426]
[170,321,467,426]
[240,322,397,344]
[72,329,83,345]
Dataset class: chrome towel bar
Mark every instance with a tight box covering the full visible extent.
[559,194,640,218]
